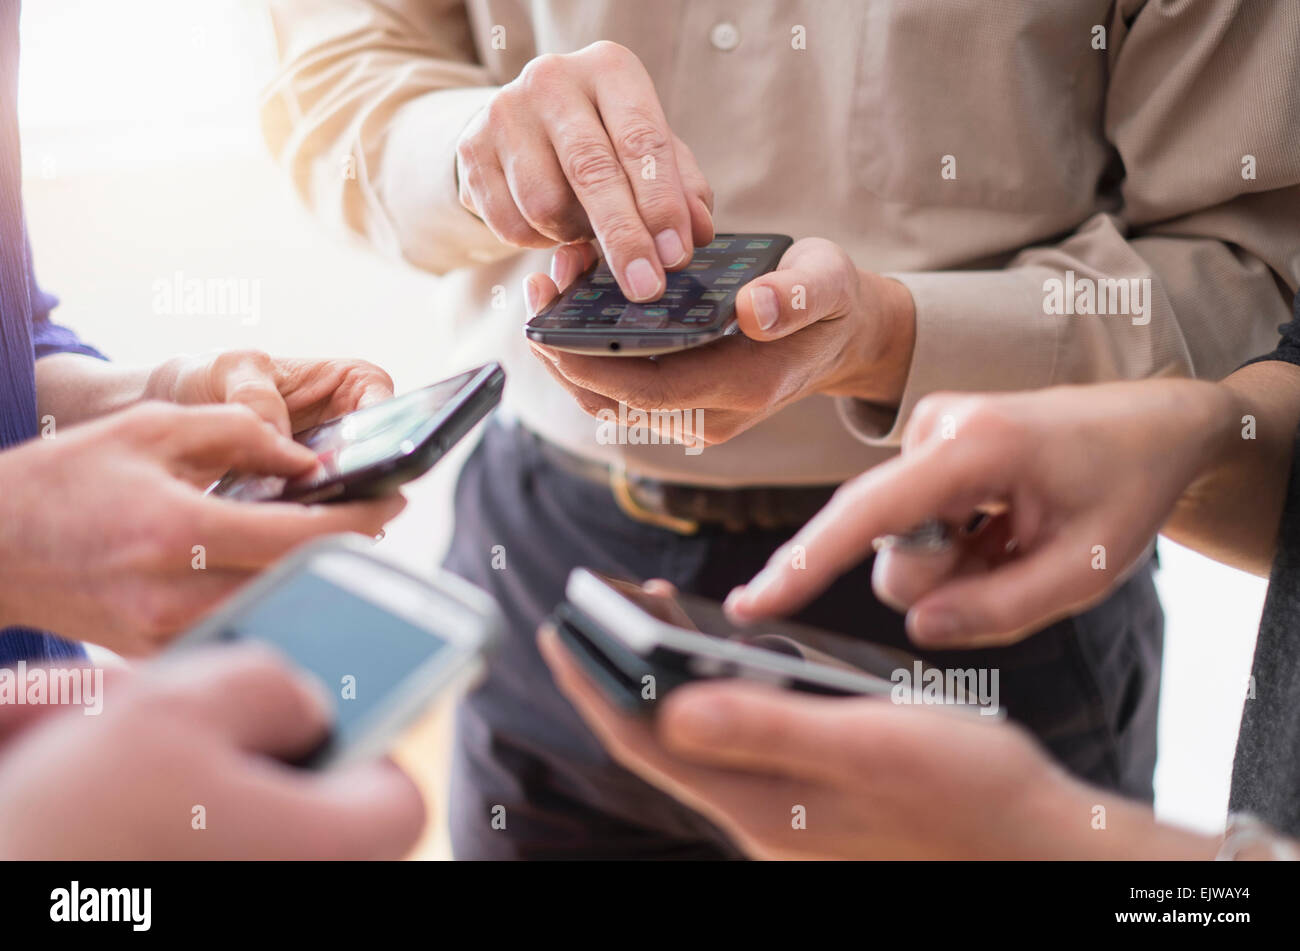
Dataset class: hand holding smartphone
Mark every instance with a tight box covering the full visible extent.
[168,537,502,769]
[551,569,1001,717]
[209,362,504,504]
[525,234,792,356]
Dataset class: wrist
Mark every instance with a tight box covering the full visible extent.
[827,272,915,406]
[142,355,190,404]
[1043,769,1219,860]
[1179,380,1242,476]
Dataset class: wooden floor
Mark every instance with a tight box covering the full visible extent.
[391,701,456,860]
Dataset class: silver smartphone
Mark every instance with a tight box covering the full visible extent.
[557,569,904,701]
[555,569,1000,716]
[169,537,502,769]
[524,234,792,356]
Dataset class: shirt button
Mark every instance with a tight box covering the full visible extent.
[710,21,740,51]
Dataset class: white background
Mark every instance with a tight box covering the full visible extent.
[16,0,1268,841]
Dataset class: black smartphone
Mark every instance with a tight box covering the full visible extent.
[208,362,505,504]
[548,569,993,715]
[169,537,502,769]
[525,233,793,355]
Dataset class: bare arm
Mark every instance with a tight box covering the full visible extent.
[1164,360,1300,575]
[34,353,156,427]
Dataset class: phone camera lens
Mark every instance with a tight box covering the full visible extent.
[608,341,621,352]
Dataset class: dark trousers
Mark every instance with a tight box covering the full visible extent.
[443,421,1164,859]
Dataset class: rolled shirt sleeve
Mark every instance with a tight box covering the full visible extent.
[841,0,1300,446]
[27,238,105,362]
[262,0,508,275]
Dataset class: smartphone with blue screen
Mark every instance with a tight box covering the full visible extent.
[168,537,501,769]
[525,234,792,355]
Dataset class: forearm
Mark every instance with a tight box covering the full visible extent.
[1048,777,1219,860]
[34,353,181,427]
[1164,361,1300,576]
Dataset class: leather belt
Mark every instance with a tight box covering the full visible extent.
[529,433,838,535]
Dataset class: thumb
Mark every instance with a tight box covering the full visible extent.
[657,680,870,783]
[733,238,858,341]
[215,355,292,436]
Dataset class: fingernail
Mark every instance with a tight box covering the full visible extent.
[550,248,574,288]
[654,229,687,268]
[523,277,541,316]
[750,285,779,331]
[911,609,963,644]
[872,575,908,615]
[741,564,780,602]
[723,586,748,613]
[624,257,661,301]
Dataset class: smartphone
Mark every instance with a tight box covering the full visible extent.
[552,568,986,714]
[525,233,793,356]
[168,537,502,769]
[209,362,505,504]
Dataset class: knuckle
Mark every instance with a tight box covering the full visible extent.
[629,381,672,412]
[224,377,277,403]
[483,92,514,127]
[908,393,962,439]
[214,348,271,371]
[613,114,670,159]
[454,135,481,174]
[492,216,546,249]
[359,362,395,390]
[961,399,1021,443]
[563,140,625,193]
[519,53,565,94]
[696,179,715,210]
[584,40,632,67]
[518,183,575,235]
[596,214,650,256]
[572,391,608,418]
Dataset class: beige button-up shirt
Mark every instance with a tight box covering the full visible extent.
[262,0,1300,487]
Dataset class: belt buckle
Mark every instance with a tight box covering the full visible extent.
[609,466,700,536]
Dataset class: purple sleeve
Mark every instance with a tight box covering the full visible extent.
[28,265,107,361]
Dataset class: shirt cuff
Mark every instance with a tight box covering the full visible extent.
[373,86,512,273]
[31,320,108,362]
[836,267,1059,447]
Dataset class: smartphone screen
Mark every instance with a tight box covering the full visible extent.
[527,234,791,338]
[211,366,485,502]
[599,576,912,683]
[209,562,450,765]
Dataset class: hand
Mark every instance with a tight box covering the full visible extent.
[539,626,1168,859]
[456,41,714,300]
[726,380,1237,647]
[541,628,1218,859]
[0,645,424,859]
[148,349,395,437]
[0,402,405,654]
[526,238,916,448]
